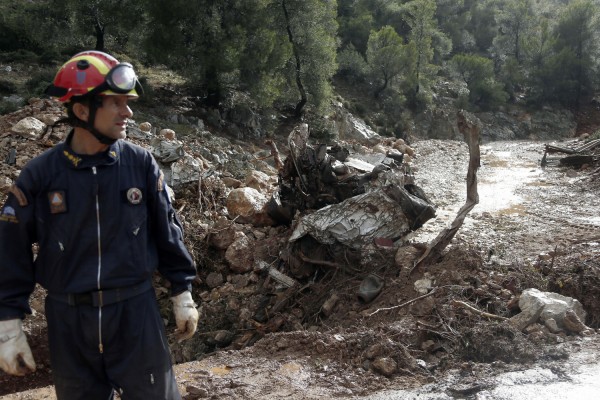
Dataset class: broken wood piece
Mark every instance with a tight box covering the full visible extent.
[368,289,437,316]
[451,300,508,321]
[256,261,298,288]
[265,139,284,171]
[412,110,481,272]
[297,250,343,269]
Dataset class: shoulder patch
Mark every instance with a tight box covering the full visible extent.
[157,170,165,192]
[9,185,28,207]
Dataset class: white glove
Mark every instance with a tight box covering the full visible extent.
[171,291,199,342]
[0,319,36,376]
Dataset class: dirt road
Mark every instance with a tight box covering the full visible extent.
[2,139,599,399]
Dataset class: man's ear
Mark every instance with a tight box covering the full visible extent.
[73,102,89,122]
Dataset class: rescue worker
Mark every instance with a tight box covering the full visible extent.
[0,50,199,399]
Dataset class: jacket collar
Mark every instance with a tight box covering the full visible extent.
[60,130,120,169]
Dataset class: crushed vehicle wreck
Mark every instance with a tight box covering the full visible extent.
[265,123,436,279]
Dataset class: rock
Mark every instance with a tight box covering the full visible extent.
[209,219,238,250]
[10,117,45,138]
[321,293,340,317]
[139,122,152,132]
[224,234,254,273]
[244,170,274,192]
[221,176,242,189]
[226,187,274,226]
[205,272,224,288]
[161,128,176,140]
[213,330,234,346]
[544,318,562,334]
[371,357,397,377]
[563,309,590,335]
[510,288,588,333]
[35,113,61,126]
[185,384,209,398]
[394,245,423,270]
[414,276,433,294]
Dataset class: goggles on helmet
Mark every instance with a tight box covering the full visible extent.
[89,62,140,96]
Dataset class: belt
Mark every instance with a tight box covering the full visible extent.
[48,280,153,307]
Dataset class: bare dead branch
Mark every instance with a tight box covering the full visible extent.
[412,110,481,272]
[368,289,437,317]
[298,249,343,269]
[265,139,284,171]
[451,300,508,321]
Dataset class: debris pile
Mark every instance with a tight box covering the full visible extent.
[1,98,599,399]
[541,138,600,169]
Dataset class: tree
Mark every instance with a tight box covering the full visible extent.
[400,0,448,107]
[451,53,508,110]
[551,0,599,106]
[50,0,146,53]
[494,0,535,64]
[467,0,498,53]
[337,0,374,55]
[144,0,275,107]
[279,0,338,116]
[436,0,474,54]
[366,26,415,99]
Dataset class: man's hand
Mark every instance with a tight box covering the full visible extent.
[0,319,36,376]
[171,291,199,342]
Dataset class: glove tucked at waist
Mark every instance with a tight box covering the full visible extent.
[171,291,199,342]
[0,319,36,376]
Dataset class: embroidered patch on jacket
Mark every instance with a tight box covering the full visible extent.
[157,171,165,192]
[48,191,67,214]
[9,184,28,207]
[0,206,18,223]
[127,188,143,205]
[63,150,81,167]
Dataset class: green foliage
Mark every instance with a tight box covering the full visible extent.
[25,69,56,98]
[493,0,535,64]
[0,50,39,63]
[281,0,339,113]
[0,79,17,95]
[451,53,508,110]
[0,99,21,115]
[468,1,499,53]
[337,1,374,54]
[526,0,598,107]
[366,26,415,98]
[400,0,442,110]
[2,0,600,127]
[337,46,370,83]
[436,0,473,53]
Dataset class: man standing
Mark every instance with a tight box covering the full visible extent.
[0,50,198,399]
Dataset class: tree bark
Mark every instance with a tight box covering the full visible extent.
[282,0,307,118]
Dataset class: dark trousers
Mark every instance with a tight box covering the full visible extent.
[45,289,181,400]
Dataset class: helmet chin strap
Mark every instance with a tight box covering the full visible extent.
[74,97,118,146]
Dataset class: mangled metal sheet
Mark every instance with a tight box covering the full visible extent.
[150,137,185,164]
[289,184,435,249]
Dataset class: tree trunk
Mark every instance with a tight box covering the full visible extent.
[282,0,307,118]
[94,15,105,52]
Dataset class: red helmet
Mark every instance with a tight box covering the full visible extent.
[47,50,140,102]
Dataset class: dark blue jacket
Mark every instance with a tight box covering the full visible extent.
[0,133,196,320]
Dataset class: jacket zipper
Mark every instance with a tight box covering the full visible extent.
[92,166,104,354]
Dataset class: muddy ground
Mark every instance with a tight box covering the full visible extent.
[1,106,600,399]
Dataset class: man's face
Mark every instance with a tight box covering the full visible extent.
[93,95,134,141]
